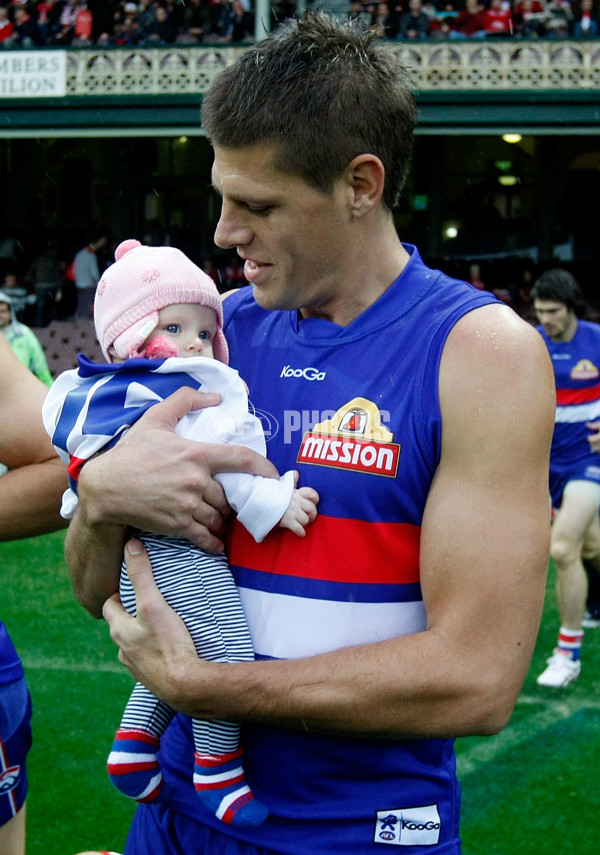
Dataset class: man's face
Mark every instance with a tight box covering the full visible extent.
[211,142,353,321]
[534,298,577,342]
[0,302,10,330]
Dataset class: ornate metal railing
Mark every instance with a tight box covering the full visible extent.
[62,39,600,96]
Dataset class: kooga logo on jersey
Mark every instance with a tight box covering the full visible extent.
[280,365,326,381]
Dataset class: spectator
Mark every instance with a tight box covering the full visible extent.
[572,0,599,35]
[1,273,32,323]
[0,291,53,385]
[73,1,94,43]
[348,0,374,30]
[54,0,88,43]
[544,0,573,35]
[219,0,254,42]
[73,236,107,319]
[174,0,210,42]
[0,231,22,280]
[429,2,460,38]
[7,6,44,47]
[398,0,430,39]
[483,0,514,35]
[140,1,176,42]
[108,3,142,43]
[514,0,547,36]
[451,0,487,38]
[0,6,14,44]
[370,1,393,37]
[36,0,63,43]
[26,244,62,328]
[468,262,487,290]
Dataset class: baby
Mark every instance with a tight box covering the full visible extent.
[43,239,319,827]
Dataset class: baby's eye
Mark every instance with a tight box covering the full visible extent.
[165,324,181,334]
[199,330,211,340]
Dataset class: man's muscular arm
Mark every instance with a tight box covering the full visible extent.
[102,304,556,739]
[0,335,68,540]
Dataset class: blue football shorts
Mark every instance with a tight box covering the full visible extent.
[0,678,32,825]
[124,802,281,855]
[550,459,600,510]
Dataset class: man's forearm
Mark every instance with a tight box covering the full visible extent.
[0,459,67,541]
[65,505,127,618]
[115,617,519,741]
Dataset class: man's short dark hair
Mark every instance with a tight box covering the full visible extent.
[531,268,586,317]
[201,11,417,211]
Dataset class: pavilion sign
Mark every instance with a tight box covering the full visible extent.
[0,51,66,98]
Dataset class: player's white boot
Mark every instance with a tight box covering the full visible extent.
[536,650,581,688]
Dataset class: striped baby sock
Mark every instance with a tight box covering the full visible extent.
[107,729,163,802]
[193,749,269,827]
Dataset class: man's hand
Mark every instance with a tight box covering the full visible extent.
[587,421,600,454]
[103,538,205,710]
[67,386,280,617]
[78,386,279,554]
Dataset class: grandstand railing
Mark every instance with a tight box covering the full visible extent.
[63,39,600,96]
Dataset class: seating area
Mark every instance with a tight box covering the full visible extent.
[32,318,104,377]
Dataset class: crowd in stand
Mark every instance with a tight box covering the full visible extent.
[351,0,599,40]
[0,0,279,47]
[0,0,597,48]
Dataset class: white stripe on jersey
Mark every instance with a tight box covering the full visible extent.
[239,588,427,660]
[556,399,600,423]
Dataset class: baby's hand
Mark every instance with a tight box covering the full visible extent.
[279,480,319,537]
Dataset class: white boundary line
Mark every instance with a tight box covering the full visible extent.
[457,692,600,777]
[21,656,126,674]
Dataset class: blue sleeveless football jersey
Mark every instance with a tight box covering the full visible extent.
[537,319,600,470]
[157,245,498,853]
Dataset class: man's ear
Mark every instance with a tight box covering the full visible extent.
[345,154,385,218]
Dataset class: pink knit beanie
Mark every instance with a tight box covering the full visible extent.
[94,239,228,364]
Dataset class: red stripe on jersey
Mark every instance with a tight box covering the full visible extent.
[228,515,421,584]
[556,383,600,405]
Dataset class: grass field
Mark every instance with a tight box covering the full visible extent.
[2,529,599,855]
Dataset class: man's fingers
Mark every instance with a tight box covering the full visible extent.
[102,590,126,624]
[142,388,222,430]
[209,444,279,479]
[121,538,162,609]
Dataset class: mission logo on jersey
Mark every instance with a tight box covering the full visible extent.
[297,397,400,477]
[571,359,600,380]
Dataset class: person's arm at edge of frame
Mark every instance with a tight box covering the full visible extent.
[64,385,280,618]
[0,335,68,541]
[102,303,556,740]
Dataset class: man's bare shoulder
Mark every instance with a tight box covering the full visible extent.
[445,302,550,372]
[440,302,555,437]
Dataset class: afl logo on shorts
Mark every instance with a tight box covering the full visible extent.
[0,765,20,795]
[374,803,441,846]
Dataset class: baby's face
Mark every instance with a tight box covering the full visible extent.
[148,303,218,359]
